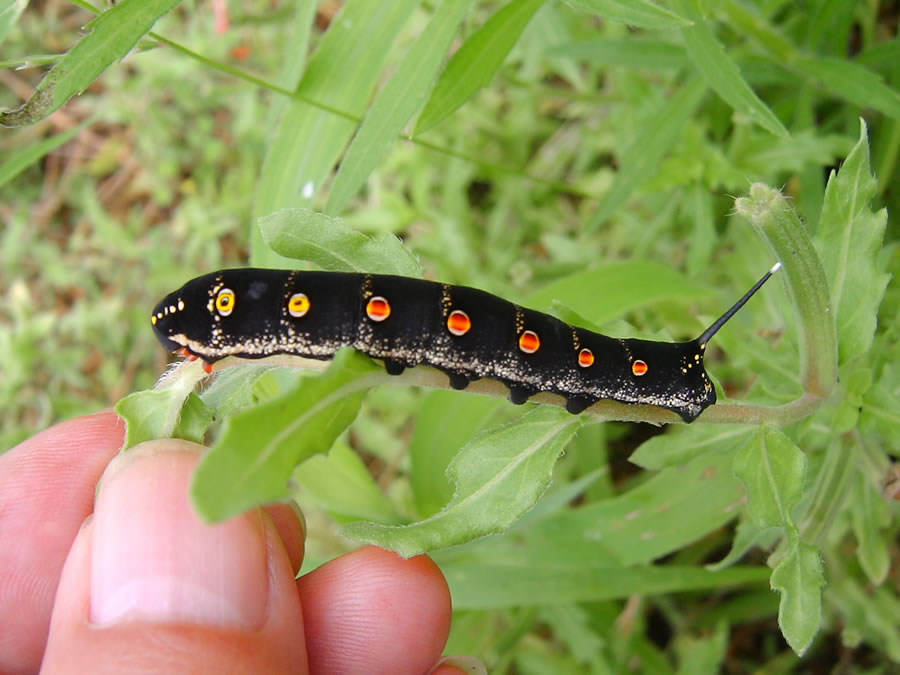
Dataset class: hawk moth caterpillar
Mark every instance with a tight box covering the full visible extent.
[151,263,780,422]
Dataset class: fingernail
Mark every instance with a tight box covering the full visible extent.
[90,441,268,628]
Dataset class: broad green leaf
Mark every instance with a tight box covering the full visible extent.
[630,424,754,470]
[587,78,706,229]
[0,0,27,49]
[794,57,900,123]
[416,0,546,134]
[410,390,513,517]
[191,350,381,522]
[671,0,787,137]
[849,471,890,585]
[341,407,583,556]
[443,561,768,609]
[115,390,213,449]
[733,426,806,529]
[830,578,900,662]
[581,448,744,565]
[325,0,473,215]
[259,208,424,276]
[547,37,689,70]
[860,373,900,439]
[198,364,280,419]
[0,0,181,126]
[770,540,825,655]
[294,441,401,524]
[674,621,728,675]
[252,0,421,265]
[815,120,890,365]
[563,0,691,29]
[527,261,710,326]
[734,184,838,399]
[0,118,90,188]
[706,516,781,571]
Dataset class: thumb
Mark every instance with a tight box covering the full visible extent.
[42,441,308,674]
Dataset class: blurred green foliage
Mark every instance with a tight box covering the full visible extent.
[2,0,897,670]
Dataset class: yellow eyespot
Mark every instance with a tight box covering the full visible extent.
[215,288,235,316]
[288,293,310,318]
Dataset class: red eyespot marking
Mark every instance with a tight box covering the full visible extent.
[578,348,594,367]
[366,296,391,322]
[632,360,648,376]
[202,361,213,374]
[447,310,471,336]
[519,330,540,354]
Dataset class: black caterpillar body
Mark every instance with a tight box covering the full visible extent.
[151,264,779,422]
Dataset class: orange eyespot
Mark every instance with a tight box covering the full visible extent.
[288,293,310,317]
[578,348,594,367]
[519,330,540,354]
[447,310,471,336]
[366,296,391,322]
[215,288,235,316]
[632,360,648,376]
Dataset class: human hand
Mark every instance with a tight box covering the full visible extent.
[0,411,480,674]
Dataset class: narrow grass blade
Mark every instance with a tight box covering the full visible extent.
[587,78,706,229]
[325,0,473,215]
[0,0,28,48]
[0,119,89,188]
[252,0,421,265]
[563,0,691,29]
[0,0,181,126]
[672,0,787,137]
[416,0,546,134]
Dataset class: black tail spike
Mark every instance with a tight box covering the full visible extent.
[697,262,781,348]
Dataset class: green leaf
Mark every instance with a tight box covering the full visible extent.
[794,57,900,124]
[546,37,689,70]
[671,0,787,137]
[341,406,583,556]
[294,441,401,524]
[770,540,825,655]
[259,208,424,276]
[325,0,474,214]
[416,0,546,134]
[733,426,806,529]
[581,449,744,565]
[563,0,691,29]
[526,261,710,326]
[587,78,706,229]
[409,390,513,517]
[860,368,900,439]
[630,424,754,470]
[0,0,181,127]
[849,471,891,585]
[190,350,381,522]
[198,364,279,419]
[443,561,768,609]
[815,119,890,365]
[251,0,421,265]
[706,516,781,571]
[115,390,213,449]
[0,0,28,49]
[0,118,90,188]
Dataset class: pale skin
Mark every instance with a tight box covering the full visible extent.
[0,411,472,674]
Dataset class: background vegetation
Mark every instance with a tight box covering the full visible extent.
[2,0,897,671]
